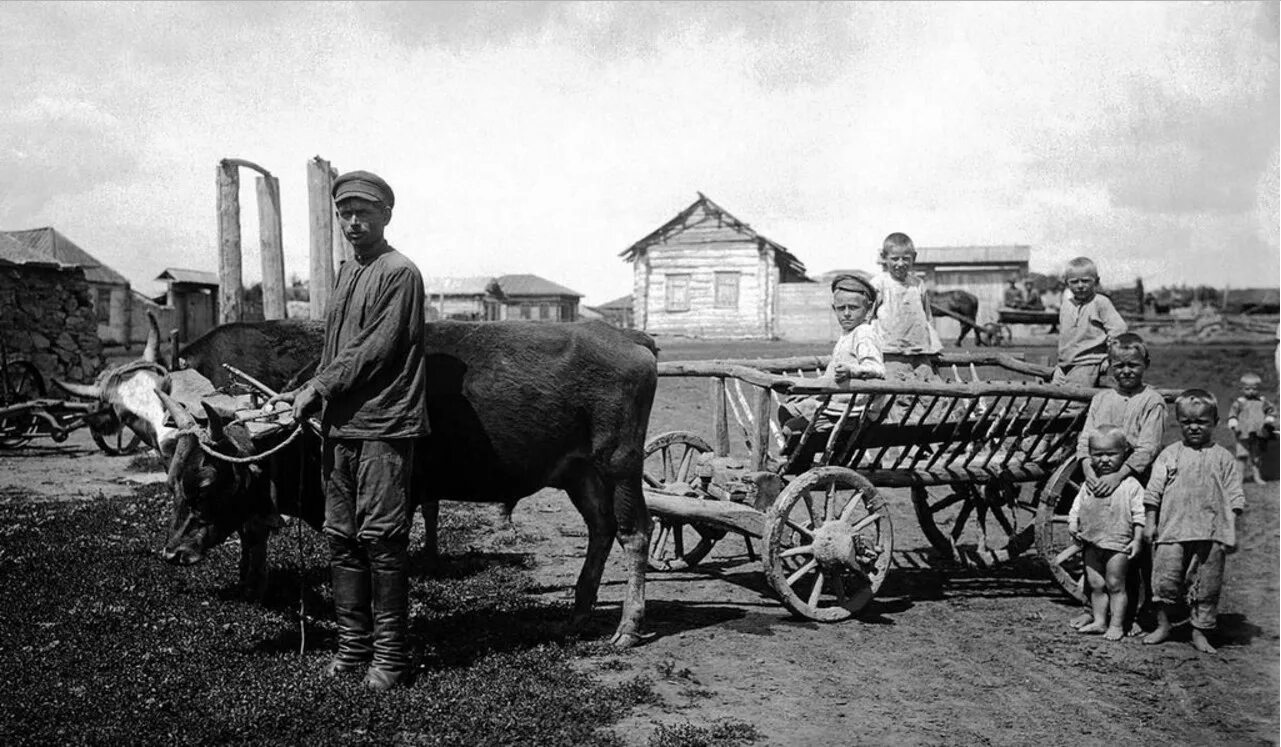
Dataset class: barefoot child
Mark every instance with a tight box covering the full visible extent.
[869,233,942,381]
[1143,390,1246,653]
[1068,333,1167,630]
[1054,257,1127,387]
[1068,426,1145,640]
[779,274,884,471]
[1227,372,1277,484]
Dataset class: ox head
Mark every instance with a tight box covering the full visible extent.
[57,312,175,451]
[157,390,281,566]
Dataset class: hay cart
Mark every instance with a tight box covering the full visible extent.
[643,352,1115,621]
[0,341,142,455]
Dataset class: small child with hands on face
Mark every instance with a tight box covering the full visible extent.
[1143,390,1246,654]
[1068,426,1146,640]
[1226,372,1277,484]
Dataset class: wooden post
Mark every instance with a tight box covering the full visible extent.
[752,385,773,470]
[216,160,242,324]
[329,166,354,268]
[711,378,730,456]
[307,157,335,320]
[256,175,286,320]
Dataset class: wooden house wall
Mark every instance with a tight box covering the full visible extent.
[428,295,487,321]
[500,295,579,322]
[635,219,772,338]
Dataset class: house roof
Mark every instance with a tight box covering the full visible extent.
[496,274,582,298]
[157,267,219,286]
[0,232,75,268]
[597,294,633,310]
[1,227,130,285]
[619,193,808,280]
[423,276,494,296]
[913,245,1031,266]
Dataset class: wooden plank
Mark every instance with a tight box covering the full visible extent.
[255,175,286,320]
[644,491,765,538]
[307,156,334,320]
[711,377,730,456]
[752,385,772,469]
[216,160,242,324]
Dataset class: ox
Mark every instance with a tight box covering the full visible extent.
[79,318,659,647]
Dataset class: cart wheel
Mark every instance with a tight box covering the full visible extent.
[911,480,1038,567]
[762,466,892,621]
[644,431,725,571]
[0,360,47,448]
[91,425,143,456]
[1034,456,1087,602]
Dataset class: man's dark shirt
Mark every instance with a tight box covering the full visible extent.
[312,241,428,439]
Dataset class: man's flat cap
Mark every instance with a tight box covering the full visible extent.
[332,170,395,208]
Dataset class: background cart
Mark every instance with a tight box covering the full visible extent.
[643,351,1170,621]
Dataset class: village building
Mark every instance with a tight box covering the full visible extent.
[155,268,219,343]
[595,294,635,329]
[621,193,808,338]
[423,274,582,322]
[1,227,134,347]
[911,245,1031,326]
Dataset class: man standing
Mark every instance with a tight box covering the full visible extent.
[271,170,427,691]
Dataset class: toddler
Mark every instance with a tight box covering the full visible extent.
[1143,390,1246,653]
[1054,257,1127,387]
[1068,426,1145,640]
[869,233,942,381]
[1226,372,1276,484]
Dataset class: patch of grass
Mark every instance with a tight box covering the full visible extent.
[647,719,760,747]
[124,451,167,473]
[0,488,656,746]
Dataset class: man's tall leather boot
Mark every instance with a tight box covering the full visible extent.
[364,538,411,691]
[324,539,373,677]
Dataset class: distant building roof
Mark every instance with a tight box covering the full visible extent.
[597,294,633,310]
[423,276,495,296]
[619,193,808,280]
[578,306,605,321]
[157,267,219,286]
[1,227,130,285]
[496,274,582,298]
[0,232,75,269]
[913,245,1031,266]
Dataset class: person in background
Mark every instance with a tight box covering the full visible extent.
[1227,372,1277,484]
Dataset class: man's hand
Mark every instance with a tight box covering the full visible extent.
[1091,471,1126,497]
[266,383,321,424]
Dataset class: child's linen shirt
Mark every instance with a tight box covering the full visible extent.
[870,271,943,355]
[1144,442,1246,548]
[1057,293,1127,368]
[1075,386,1168,478]
[1228,396,1277,437]
[821,323,885,417]
[1068,475,1145,553]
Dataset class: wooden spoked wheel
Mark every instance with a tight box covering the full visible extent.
[910,479,1039,566]
[0,361,46,448]
[643,431,725,571]
[1034,456,1087,603]
[762,467,892,621]
[91,424,143,456]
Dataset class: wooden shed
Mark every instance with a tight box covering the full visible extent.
[2,227,133,347]
[423,276,502,321]
[493,274,581,322]
[621,193,808,338]
[156,267,219,343]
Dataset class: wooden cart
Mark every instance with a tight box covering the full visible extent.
[643,351,1141,622]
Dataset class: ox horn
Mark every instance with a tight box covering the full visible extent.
[156,388,198,430]
[55,379,102,400]
[143,311,161,364]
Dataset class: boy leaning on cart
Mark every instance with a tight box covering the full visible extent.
[778,274,885,471]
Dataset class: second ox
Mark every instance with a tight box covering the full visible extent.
[93,318,659,648]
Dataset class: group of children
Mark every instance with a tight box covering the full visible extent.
[788,234,1274,654]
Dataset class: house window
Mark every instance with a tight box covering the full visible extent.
[539,304,550,320]
[714,272,739,309]
[520,304,531,320]
[95,287,112,323]
[665,274,691,312]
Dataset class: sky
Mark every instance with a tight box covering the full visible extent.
[1,1,1277,305]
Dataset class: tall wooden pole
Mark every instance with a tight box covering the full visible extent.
[256,175,286,320]
[307,157,335,320]
[216,160,242,324]
[329,165,355,268]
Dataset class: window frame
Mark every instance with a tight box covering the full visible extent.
[713,271,740,309]
[665,273,691,313]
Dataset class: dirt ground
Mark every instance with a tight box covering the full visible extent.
[2,340,1277,745]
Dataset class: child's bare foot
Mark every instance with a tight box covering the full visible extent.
[1068,612,1092,629]
[1142,625,1171,645]
[1077,621,1107,635]
[1104,626,1124,641]
[1191,629,1218,653]
[1127,622,1145,637]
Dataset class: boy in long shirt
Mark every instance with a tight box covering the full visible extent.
[271,171,428,690]
[1054,257,1127,387]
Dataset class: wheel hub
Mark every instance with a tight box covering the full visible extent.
[811,520,877,571]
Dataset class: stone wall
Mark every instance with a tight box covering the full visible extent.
[0,265,104,385]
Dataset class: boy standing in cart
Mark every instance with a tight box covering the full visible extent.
[1053,257,1127,387]
[869,233,943,382]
